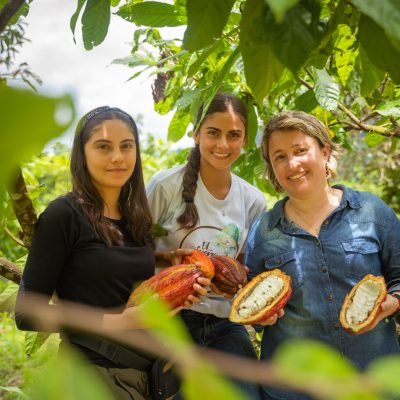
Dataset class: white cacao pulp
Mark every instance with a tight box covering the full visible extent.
[238,275,284,318]
[345,279,381,325]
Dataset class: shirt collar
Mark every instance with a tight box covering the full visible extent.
[268,184,361,230]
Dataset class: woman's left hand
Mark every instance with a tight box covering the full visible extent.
[357,293,399,334]
[183,276,211,308]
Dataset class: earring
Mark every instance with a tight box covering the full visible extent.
[325,162,330,179]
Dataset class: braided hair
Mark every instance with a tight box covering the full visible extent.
[177,93,248,229]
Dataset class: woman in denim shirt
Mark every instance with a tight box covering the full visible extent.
[245,111,400,400]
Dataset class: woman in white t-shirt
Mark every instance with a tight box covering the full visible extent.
[147,93,266,399]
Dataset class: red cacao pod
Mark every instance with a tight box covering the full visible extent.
[229,269,292,324]
[340,274,386,334]
[209,255,248,296]
[182,250,215,279]
[127,262,214,310]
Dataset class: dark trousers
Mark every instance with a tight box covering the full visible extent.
[177,309,263,400]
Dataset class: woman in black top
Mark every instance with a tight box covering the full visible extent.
[15,106,209,400]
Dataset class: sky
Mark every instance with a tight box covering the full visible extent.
[13,0,189,148]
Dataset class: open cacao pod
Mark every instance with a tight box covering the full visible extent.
[127,262,214,310]
[340,274,386,334]
[210,255,248,296]
[229,269,292,324]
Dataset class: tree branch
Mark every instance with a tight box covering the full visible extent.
[298,80,400,139]
[0,0,26,32]
[0,257,22,284]
[6,166,37,248]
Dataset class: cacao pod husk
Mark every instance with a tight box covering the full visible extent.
[229,269,292,324]
[182,250,215,279]
[127,262,214,309]
[210,255,248,295]
[340,274,386,334]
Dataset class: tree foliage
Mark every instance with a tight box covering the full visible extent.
[72,0,400,208]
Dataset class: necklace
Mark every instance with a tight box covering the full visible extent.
[286,188,341,237]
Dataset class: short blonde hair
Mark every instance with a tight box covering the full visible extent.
[261,111,341,192]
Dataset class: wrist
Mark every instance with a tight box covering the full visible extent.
[391,292,400,310]
[389,292,400,322]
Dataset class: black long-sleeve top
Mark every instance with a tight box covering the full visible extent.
[15,193,155,366]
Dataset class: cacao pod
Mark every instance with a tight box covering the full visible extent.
[340,274,386,334]
[182,249,215,279]
[229,269,292,324]
[127,262,214,310]
[210,255,248,296]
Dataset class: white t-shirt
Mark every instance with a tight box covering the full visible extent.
[147,165,267,318]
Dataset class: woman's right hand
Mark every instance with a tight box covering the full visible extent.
[256,308,285,326]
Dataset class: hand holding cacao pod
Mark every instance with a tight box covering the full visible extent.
[340,274,387,334]
[183,250,248,296]
[229,269,292,325]
[127,262,214,310]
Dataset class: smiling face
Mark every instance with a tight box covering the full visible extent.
[84,118,136,196]
[268,129,330,198]
[195,109,246,173]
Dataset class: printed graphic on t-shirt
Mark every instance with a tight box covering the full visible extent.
[179,223,240,258]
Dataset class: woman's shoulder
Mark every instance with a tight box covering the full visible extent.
[232,174,266,200]
[41,193,82,221]
[147,165,185,193]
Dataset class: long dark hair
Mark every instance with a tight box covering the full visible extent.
[70,106,152,246]
[177,93,248,229]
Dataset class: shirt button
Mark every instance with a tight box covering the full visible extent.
[327,293,334,301]
[334,322,341,330]
[321,267,328,273]
[324,220,329,225]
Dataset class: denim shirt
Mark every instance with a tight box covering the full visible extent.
[245,185,400,400]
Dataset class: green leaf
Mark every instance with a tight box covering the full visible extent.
[182,361,246,400]
[0,387,27,397]
[117,2,187,27]
[70,0,87,44]
[358,15,400,84]
[0,0,30,24]
[240,0,284,104]
[196,47,241,128]
[313,68,340,111]
[30,349,115,400]
[351,0,400,42]
[376,99,400,117]
[358,47,385,97]
[365,133,386,147]
[81,0,111,50]
[334,24,357,86]
[187,40,223,77]
[168,109,191,142]
[271,0,323,73]
[151,223,168,238]
[25,332,51,356]
[183,0,234,51]
[0,282,18,312]
[366,354,400,396]
[294,89,318,112]
[0,87,75,199]
[265,0,299,22]
[274,339,374,398]
[245,97,258,148]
